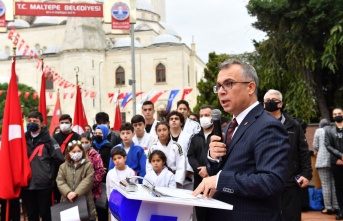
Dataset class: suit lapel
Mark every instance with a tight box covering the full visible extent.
[223,104,264,162]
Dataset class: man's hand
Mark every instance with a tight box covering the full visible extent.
[209,135,227,159]
[337,159,343,165]
[297,176,310,188]
[197,166,208,178]
[67,191,77,202]
[192,175,217,199]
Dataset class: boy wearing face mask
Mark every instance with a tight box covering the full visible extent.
[52,114,80,203]
[53,114,81,155]
[21,111,65,221]
[264,89,312,221]
[187,105,213,221]
[325,107,343,220]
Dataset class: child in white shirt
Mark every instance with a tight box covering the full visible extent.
[144,150,176,188]
[106,147,137,221]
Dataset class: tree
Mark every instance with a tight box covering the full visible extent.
[0,83,38,121]
[247,0,343,122]
[193,52,258,116]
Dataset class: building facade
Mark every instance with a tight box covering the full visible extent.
[0,0,205,125]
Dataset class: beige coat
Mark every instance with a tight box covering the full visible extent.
[56,158,96,219]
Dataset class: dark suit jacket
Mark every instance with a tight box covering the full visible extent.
[207,103,290,221]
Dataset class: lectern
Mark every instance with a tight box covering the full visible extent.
[108,183,233,221]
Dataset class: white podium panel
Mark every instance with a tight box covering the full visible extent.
[109,183,233,221]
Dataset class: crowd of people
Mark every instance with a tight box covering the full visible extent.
[0,59,342,221]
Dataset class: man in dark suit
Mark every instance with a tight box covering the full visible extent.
[193,60,290,221]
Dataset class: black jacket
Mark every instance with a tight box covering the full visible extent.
[282,112,312,186]
[25,128,65,190]
[107,131,121,147]
[188,129,213,189]
[325,125,343,165]
[53,131,81,154]
[94,143,113,183]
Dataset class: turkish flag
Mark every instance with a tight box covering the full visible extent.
[0,57,32,199]
[150,90,168,104]
[72,85,88,135]
[38,62,47,125]
[49,93,62,135]
[113,104,122,131]
[181,88,193,100]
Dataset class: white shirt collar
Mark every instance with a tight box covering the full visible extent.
[234,101,259,126]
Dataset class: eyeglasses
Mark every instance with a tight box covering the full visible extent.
[213,81,250,93]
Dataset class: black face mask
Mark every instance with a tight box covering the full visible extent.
[94,135,103,143]
[334,116,343,123]
[27,122,39,132]
[264,101,281,112]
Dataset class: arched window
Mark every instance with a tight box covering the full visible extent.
[115,66,125,85]
[46,72,54,90]
[156,63,166,83]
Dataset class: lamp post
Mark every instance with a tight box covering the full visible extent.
[98,60,104,112]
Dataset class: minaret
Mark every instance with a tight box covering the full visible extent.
[151,0,166,22]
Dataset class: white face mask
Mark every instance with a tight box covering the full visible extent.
[60,123,71,132]
[70,152,83,161]
[200,117,213,129]
[82,143,92,151]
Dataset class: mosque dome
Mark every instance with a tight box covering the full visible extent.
[151,34,181,45]
[32,16,60,27]
[0,51,9,60]
[159,22,179,38]
[113,38,142,48]
[136,0,156,13]
[7,19,30,29]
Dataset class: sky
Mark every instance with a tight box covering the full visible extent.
[164,0,266,63]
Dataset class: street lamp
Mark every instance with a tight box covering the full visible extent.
[98,60,104,111]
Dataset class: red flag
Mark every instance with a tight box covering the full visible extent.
[24,92,30,99]
[72,85,88,134]
[150,90,168,104]
[38,63,47,125]
[33,92,38,100]
[113,104,122,131]
[49,92,62,135]
[0,57,32,199]
[181,88,193,100]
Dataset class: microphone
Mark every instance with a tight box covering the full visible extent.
[127,176,155,190]
[127,176,170,197]
[211,109,223,142]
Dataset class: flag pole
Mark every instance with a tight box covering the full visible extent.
[5,45,17,221]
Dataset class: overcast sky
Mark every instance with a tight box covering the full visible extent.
[165,0,266,63]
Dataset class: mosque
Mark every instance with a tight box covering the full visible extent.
[0,0,205,124]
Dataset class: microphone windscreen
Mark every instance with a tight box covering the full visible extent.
[212,109,222,120]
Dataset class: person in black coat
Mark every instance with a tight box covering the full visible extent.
[188,105,214,221]
[264,89,312,221]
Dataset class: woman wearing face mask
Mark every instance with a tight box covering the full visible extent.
[56,140,96,221]
[80,133,105,201]
[92,125,113,221]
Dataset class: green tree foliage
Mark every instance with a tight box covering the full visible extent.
[247,0,343,122]
[0,83,38,121]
